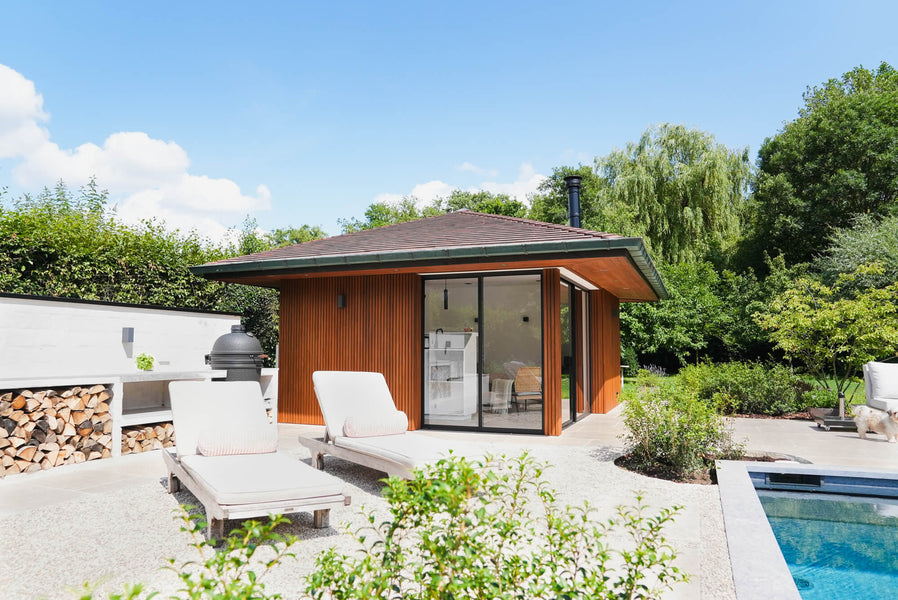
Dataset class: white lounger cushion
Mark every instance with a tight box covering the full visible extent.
[333,434,455,470]
[180,452,344,505]
[313,371,398,440]
[197,423,278,457]
[865,362,898,412]
[343,410,408,438]
[170,381,274,459]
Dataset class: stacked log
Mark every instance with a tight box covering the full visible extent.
[0,385,114,477]
[121,422,175,455]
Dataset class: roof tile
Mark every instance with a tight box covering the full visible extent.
[210,211,621,265]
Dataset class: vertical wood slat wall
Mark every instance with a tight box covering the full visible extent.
[589,289,622,413]
[542,268,562,436]
[279,274,422,428]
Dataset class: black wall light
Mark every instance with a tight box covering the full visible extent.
[337,293,347,309]
[443,280,449,310]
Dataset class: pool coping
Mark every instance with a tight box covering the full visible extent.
[716,460,898,600]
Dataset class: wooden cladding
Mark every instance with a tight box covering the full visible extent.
[542,269,562,436]
[589,289,621,413]
[279,274,422,428]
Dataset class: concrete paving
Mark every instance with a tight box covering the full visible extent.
[1,408,895,599]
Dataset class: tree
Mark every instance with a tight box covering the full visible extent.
[528,165,603,227]
[620,261,725,368]
[268,224,327,247]
[338,196,440,233]
[754,264,898,408]
[741,62,898,268]
[814,213,898,290]
[436,189,527,217]
[529,125,752,264]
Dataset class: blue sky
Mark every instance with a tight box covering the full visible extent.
[1,1,896,240]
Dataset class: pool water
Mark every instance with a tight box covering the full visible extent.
[758,490,898,599]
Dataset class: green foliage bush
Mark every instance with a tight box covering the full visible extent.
[621,372,743,478]
[677,362,812,415]
[802,388,839,410]
[307,453,687,600]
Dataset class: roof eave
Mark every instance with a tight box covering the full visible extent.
[191,238,668,300]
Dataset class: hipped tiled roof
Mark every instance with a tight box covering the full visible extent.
[192,210,666,300]
[210,211,623,265]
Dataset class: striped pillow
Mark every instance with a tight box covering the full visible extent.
[196,424,278,457]
[343,410,408,438]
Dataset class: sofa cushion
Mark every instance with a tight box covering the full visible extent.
[180,452,344,505]
[343,410,408,438]
[866,362,898,400]
[196,423,278,457]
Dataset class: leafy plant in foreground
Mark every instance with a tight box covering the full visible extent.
[305,453,686,600]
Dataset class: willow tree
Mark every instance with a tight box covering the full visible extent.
[595,124,752,264]
[529,125,751,264]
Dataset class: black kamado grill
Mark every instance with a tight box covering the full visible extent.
[205,324,264,382]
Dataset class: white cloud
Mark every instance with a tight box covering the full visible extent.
[457,161,498,177]
[480,163,547,204]
[376,163,547,211]
[0,63,268,242]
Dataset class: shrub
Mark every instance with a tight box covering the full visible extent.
[677,361,811,415]
[802,388,839,410]
[306,453,687,599]
[621,373,743,478]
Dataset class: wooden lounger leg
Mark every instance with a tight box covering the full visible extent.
[313,452,325,470]
[208,517,225,540]
[313,509,330,529]
[168,473,180,493]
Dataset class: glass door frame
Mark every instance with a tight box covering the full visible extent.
[560,280,576,428]
[420,271,545,435]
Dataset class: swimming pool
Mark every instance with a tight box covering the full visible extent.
[759,490,898,599]
[716,461,898,600]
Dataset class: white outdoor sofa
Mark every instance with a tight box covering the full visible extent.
[164,380,350,538]
[864,361,898,412]
[298,371,465,479]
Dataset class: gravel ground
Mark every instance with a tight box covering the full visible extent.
[1,440,736,600]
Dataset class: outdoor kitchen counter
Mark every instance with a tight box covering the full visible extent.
[0,368,278,457]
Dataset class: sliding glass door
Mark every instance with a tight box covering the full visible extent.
[423,278,479,428]
[482,274,542,431]
[423,273,542,432]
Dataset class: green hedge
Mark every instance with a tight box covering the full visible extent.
[677,361,812,415]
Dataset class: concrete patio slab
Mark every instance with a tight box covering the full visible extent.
[0,408,892,600]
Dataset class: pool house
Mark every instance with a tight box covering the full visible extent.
[191,209,666,436]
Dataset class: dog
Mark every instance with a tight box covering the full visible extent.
[853,405,898,442]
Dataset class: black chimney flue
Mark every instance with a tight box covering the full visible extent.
[563,175,582,228]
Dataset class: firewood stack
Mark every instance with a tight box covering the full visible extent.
[121,422,175,455]
[0,385,114,476]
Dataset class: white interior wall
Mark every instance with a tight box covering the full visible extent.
[0,295,241,379]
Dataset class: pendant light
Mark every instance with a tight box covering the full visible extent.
[443,279,449,310]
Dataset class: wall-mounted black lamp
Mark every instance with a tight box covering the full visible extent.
[337,293,347,309]
[443,281,449,310]
[522,316,530,323]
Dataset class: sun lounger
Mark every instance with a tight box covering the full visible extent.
[298,371,462,479]
[164,381,350,538]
